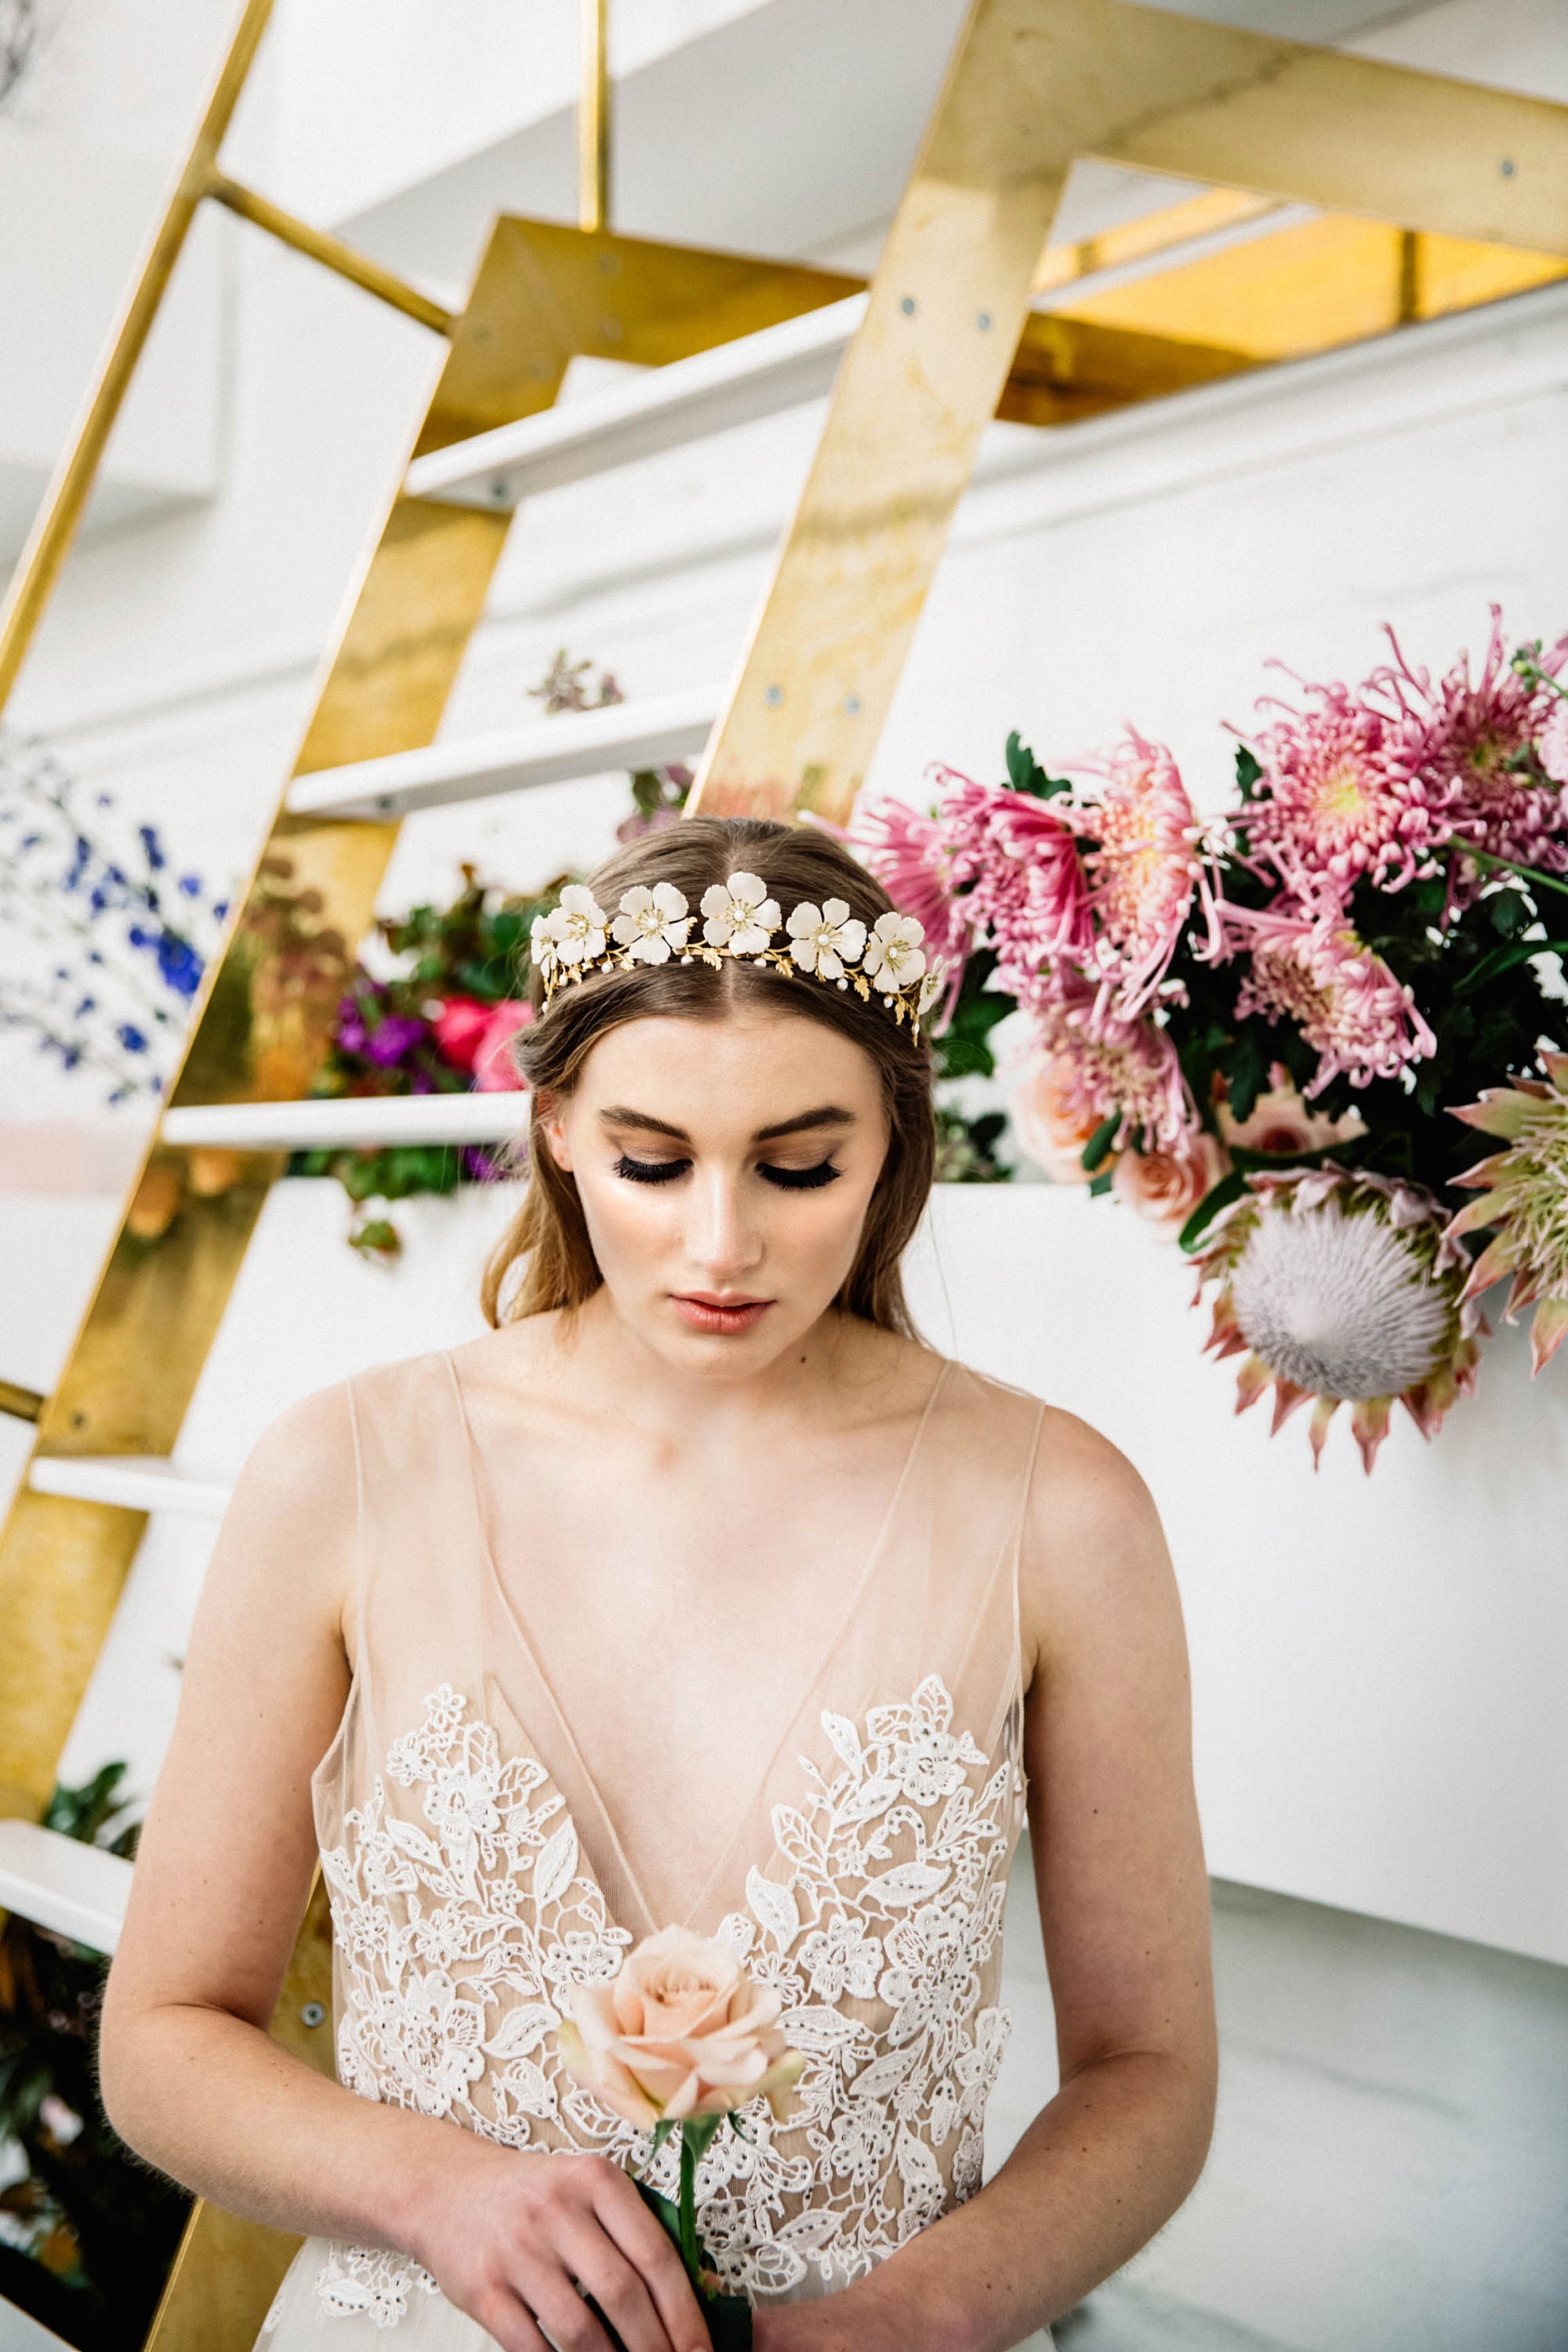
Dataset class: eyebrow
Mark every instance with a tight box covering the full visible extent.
[598,1105,857,1144]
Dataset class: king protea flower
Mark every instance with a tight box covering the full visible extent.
[1193,1167,1483,1471]
[1446,1054,1568,1372]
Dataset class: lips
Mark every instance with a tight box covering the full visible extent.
[671,1293,774,1336]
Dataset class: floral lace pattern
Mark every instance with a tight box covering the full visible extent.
[306,1672,1025,2321]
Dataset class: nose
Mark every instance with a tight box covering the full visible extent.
[682,1161,765,1287]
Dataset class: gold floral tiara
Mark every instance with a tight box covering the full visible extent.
[528,869,945,1039]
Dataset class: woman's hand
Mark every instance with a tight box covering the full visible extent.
[408,2140,714,2352]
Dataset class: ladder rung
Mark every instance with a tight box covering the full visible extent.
[0,1818,133,1954]
[405,296,867,511]
[28,1456,235,1519]
[160,1092,528,1152]
[285,684,721,821]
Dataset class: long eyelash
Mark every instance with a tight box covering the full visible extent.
[758,1159,843,1191]
[614,1152,690,1185]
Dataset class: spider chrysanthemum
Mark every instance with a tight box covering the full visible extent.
[1446,1053,1568,1374]
[1193,1167,1482,1472]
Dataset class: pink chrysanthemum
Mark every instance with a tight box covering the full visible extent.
[1032,983,1195,1154]
[848,793,975,968]
[1370,608,1568,877]
[935,771,1094,994]
[1076,730,1206,1017]
[1229,908,1435,1097]
[1240,677,1441,893]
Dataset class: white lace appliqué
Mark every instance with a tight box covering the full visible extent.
[301,1672,1025,2324]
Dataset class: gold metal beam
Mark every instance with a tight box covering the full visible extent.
[688,0,1568,826]
[205,172,457,336]
[579,0,612,234]
[0,1381,43,1425]
[0,0,278,716]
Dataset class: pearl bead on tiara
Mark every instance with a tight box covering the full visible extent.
[528,871,945,1040]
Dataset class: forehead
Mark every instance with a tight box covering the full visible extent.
[575,1010,883,1120]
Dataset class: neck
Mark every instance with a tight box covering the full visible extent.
[553,1287,873,1449]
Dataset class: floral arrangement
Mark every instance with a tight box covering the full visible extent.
[855,612,1568,1469]
[0,736,228,1105]
[295,866,543,1258]
[0,1766,190,2348]
[555,1926,803,2350]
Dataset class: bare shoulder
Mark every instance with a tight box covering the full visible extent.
[199,1379,360,1649]
[1019,1405,1179,1676]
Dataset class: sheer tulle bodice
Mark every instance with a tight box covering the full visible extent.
[259,1351,1051,2346]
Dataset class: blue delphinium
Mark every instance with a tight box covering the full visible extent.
[0,735,232,1102]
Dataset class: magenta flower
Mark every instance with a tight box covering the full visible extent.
[1229,907,1436,1097]
[849,791,975,968]
[1240,677,1440,894]
[1032,982,1195,1154]
[1076,730,1207,1017]
[937,772,1094,995]
[1370,608,1568,879]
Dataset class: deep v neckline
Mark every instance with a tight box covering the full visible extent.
[444,1351,951,1940]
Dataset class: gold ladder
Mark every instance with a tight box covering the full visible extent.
[0,1,1565,2339]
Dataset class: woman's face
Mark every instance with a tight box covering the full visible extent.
[540,1007,891,1377]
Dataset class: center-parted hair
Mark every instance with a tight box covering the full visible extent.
[481,816,935,1333]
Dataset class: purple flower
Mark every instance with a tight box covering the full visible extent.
[363,1013,429,1068]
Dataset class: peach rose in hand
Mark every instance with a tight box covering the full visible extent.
[557,1926,804,2129]
[1111,1131,1229,1237]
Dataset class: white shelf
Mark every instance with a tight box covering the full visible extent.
[28,1455,234,1519]
[285,683,720,821]
[0,1817,133,1953]
[405,296,866,511]
[161,1091,529,1152]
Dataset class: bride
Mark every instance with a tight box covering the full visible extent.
[100,815,1216,2351]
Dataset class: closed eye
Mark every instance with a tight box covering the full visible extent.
[614,1152,690,1185]
[758,1159,843,1191]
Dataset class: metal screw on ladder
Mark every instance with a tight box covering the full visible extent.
[300,2002,326,2029]
[844,694,862,715]
[977,310,992,331]
[1501,157,1517,176]
[901,296,917,315]
[765,684,783,707]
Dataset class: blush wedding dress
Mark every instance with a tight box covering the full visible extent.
[256,1351,1056,2349]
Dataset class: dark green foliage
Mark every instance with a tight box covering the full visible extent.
[1004,731,1073,800]
[0,1767,191,2350]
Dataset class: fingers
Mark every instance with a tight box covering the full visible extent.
[590,2170,713,2352]
[561,2219,687,2352]
[468,2287,554,2352]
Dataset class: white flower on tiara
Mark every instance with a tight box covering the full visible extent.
[612,882,691,965]
[862,910,927,996]
[786,898,867,981]
[543,884,608,966]
[916,965,945,1018]
[700,871,781,955]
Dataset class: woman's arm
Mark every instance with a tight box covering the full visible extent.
[100,1387,709,2352]
[757,1407,1217,2352]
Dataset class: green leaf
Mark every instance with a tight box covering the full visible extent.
[1178,1168,1248,1254]
[1234,746,1265,800]
[1455,937,1568,996]
[1080,1116,1120,1174]
[1087,1171,1112,1196]
[1004,730,1072,800]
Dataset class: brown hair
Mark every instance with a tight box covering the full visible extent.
[481,816,935,1334]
